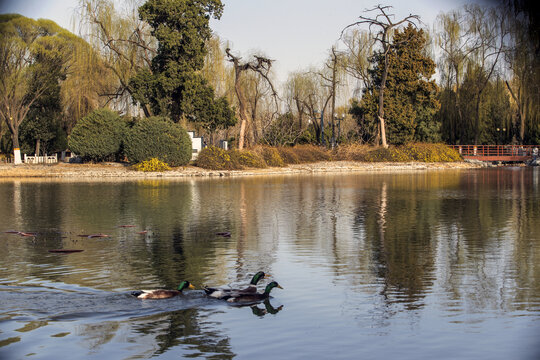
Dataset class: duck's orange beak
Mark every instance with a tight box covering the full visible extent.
[188,284,195,290]
[277,284,283,289]
[264,274,271,278]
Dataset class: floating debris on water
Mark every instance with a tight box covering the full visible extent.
[48,249,84,253]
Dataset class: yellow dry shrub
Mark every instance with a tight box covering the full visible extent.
[196,146,267,170]
[277,147,300,164]
[196,146,233,170]
[365,147,410,162]
[251,145,285,167]
[230,149,267,169]
[333,144,371,161]
[291,144,332,163]
[402,143,462,162]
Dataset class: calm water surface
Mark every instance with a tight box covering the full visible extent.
[0,168,539,359]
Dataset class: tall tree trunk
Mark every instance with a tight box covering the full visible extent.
[378,54,389,148]
[330,48,338,148]
[474,94,481,145]
[505,80,524,144]
[235,75,249,150]
[12,128,22,164]
[453,65,465,143]
[295,99,303,130]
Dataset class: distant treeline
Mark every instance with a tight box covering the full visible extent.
[1,0,538,161]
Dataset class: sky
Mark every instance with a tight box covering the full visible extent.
[0,0,497,83]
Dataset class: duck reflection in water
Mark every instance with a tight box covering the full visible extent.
[226,281,283,304]
[249,299,284,317]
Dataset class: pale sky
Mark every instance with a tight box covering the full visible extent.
[0,0,497,83]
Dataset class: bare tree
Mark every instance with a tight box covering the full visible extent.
[315,47,347,147]
[225,48,278,150]
[343,5,420,148]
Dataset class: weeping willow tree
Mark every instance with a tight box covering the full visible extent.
[503,0,540,144]
[75,0,157,116]
[435,1,540,145]
[61,36,114,133]
[283,71,325,144]
[201,34,235,100]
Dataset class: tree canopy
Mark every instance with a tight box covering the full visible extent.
[129,0,235,131]
[353,24,440,144]
[0,14,91,160]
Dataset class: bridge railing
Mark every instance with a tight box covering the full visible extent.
[450,145,538,161]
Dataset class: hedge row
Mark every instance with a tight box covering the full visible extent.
[68,110,462,170]
[68,110,192,166]
[333,143,462,162]
[197,143,462,170]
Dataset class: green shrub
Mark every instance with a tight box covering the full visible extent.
[68,109,126,162]
[133,158,171,172]
[124,116,191,167]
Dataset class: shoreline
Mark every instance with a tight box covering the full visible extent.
[0,161,486,179]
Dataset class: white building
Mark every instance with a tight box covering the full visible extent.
[188,131,204,160]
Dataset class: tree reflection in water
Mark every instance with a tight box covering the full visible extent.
[130,308,234,358]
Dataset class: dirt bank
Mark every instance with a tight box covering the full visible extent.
[0,161,485,179]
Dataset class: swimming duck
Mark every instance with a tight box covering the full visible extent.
[131,281,195,299]
[227,281,283,304]
[203,271,270,299]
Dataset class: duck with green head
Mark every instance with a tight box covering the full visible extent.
[203,271,270,300]
[227,281,283,304]
[131,281,195,299]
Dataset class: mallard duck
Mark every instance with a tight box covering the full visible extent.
[227,281,283,304]
[203,271,270,299]
[131,281,195,299]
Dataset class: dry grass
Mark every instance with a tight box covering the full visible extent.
[333,144,372,161]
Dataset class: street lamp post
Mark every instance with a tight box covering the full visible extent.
[331,113,336,149]
[315,110,325,146]
[496,127,507,145]
[336,113,344,145]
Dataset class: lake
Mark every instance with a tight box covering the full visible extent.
[0,168,539,359]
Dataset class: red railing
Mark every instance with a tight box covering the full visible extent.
[449,145,538,161]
